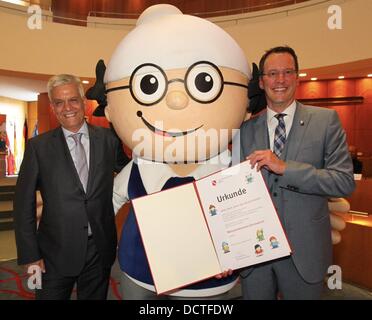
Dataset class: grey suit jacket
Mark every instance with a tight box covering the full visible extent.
[14,124,128,276]
[239,102,355,283]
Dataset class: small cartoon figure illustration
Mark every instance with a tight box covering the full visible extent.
[222,241,230,253]
[256,228,264,241]
[209,204,217,216]
[245,174,253,184]
[254,244,263,256]
[269,236,279,249]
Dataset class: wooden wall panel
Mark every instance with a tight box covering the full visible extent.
[52,0,92,25]
[48,105,58,130]
[328,79,357,134]
[355,103,372,131]
[52,0,309,20]
[205,0,229,13]
[355,78,372,103]
[355,130,372,156]
[329,105,355,135]
[344,129,355,147]
[37,93,51,134]
[182,0,206,15]
[92,0,125,14]
[296,80,328,99]
[297,78,372,156]
[327,79,355,98]
[333,217,372,290]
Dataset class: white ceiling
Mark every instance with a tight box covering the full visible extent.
[0,75,48,101]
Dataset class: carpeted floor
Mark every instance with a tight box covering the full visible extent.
[1,258,372,300]
[0,258,122,300]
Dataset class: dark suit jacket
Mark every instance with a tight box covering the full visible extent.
[14,124,128,276]
[240,102,355,283]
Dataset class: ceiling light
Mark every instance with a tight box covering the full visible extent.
[311,77,317,81]
[82,80,90,84]
[338,76,345,79]
[368,74,372,78]
[299,73,307,77]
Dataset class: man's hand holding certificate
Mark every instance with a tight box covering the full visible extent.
[132,161,291,294]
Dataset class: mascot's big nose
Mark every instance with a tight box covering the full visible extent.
[166,90,189,110]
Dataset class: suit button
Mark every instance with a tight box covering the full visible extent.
[84,200,88,205]
[274,178,278,183]
[273,192,278,197]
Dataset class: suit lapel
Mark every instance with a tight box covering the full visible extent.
[285,102,311,160]
[253,112,270,181]
[52,127,85,193]
[253,111,269,150]
[86,124,100,195]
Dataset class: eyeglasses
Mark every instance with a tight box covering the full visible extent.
[51,97,82,108]
[261,69,298,79]
[106,61,248,106]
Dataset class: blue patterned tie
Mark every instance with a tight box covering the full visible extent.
[273,113,286,157]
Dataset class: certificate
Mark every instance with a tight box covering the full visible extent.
[195,161,291,271]
[131,161,291,294]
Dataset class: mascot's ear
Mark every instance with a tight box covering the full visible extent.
[86,59,107,117]
[247,63,267,115]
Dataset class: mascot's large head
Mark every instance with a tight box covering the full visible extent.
[92,4,254,164]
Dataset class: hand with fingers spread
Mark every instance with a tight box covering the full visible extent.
[246,149,286,174]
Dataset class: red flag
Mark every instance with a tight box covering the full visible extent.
[14,122,17,173]
[5,132,15,176]
[23,119,28,142]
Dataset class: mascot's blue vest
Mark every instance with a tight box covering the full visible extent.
[117,162,237,290]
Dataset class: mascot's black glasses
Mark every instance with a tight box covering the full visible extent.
[106,61,248,106]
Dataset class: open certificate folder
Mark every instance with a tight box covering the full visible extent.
[131,161,291,294]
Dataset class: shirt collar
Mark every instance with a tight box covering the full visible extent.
[62,121,89,139]
[267,100,297,124]
[136,150,231,194]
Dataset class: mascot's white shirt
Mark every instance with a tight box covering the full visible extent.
[113,150,238,297]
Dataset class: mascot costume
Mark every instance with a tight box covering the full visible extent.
[87,4,348,299]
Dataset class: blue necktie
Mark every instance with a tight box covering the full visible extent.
[273,113,286,157]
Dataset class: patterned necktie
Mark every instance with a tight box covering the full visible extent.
[273,113,286,157]
[71,133,89,192]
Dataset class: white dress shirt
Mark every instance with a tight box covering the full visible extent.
[62,121,90,170]
[266,100,297,151]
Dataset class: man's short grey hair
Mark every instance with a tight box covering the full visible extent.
[47,74,85,101]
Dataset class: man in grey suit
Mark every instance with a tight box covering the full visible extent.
[239,46,355,299]
[14,74,128,299]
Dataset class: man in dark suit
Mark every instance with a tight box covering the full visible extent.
[239,46,355,299]
[14,74,128,300]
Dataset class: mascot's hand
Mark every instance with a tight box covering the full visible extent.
[248,63,267,115]
[86,59,107,116]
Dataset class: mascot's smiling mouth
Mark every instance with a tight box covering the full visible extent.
[136,111,203,137]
